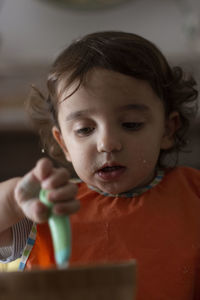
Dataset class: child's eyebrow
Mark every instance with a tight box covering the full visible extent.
[65,104,150,122]
[65,110,91,122]
[118,104,150,112]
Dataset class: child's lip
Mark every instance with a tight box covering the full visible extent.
[97,162,125,171]
[95,162,126,181]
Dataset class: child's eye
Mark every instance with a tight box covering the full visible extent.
[75,127,94,136]
[122,122,144,130]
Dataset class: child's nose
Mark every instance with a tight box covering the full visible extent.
[97,129,122,153]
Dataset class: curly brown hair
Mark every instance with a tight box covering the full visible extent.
[26,31,199,169]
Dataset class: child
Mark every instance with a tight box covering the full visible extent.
[0,31,200,300]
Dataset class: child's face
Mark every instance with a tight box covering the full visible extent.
[53,69,177,194]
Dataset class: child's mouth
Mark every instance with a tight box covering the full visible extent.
[96,165,126,181]
[101,166,122,172]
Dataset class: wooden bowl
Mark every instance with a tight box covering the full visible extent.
[0,261,136,300]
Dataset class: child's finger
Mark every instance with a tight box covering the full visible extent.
[41,168,70,190]
[52,199,80,216]
[47,183,78,203]
[20,199,49,223]
[15,158,54,203]
[15,172,40,203]
[33,158,54,181]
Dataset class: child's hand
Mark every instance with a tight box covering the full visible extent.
[14,158,79,223]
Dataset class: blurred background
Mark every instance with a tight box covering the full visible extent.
[0,0,200,181]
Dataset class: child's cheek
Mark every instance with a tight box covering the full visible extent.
[137,151,160,171]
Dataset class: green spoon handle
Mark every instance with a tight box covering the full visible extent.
[39,189,71,267]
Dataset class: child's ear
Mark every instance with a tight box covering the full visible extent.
[161,111,181,150]
[52,126,72,162]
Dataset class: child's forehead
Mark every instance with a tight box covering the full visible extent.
[84,69,134,87]
[58,68,157,103]
[56,68,165,119]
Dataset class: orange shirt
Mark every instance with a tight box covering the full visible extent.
[26,167,200,300]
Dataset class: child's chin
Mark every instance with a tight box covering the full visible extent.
[98,184,127,195]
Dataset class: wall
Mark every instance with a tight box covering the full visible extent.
[0,0,199,68]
